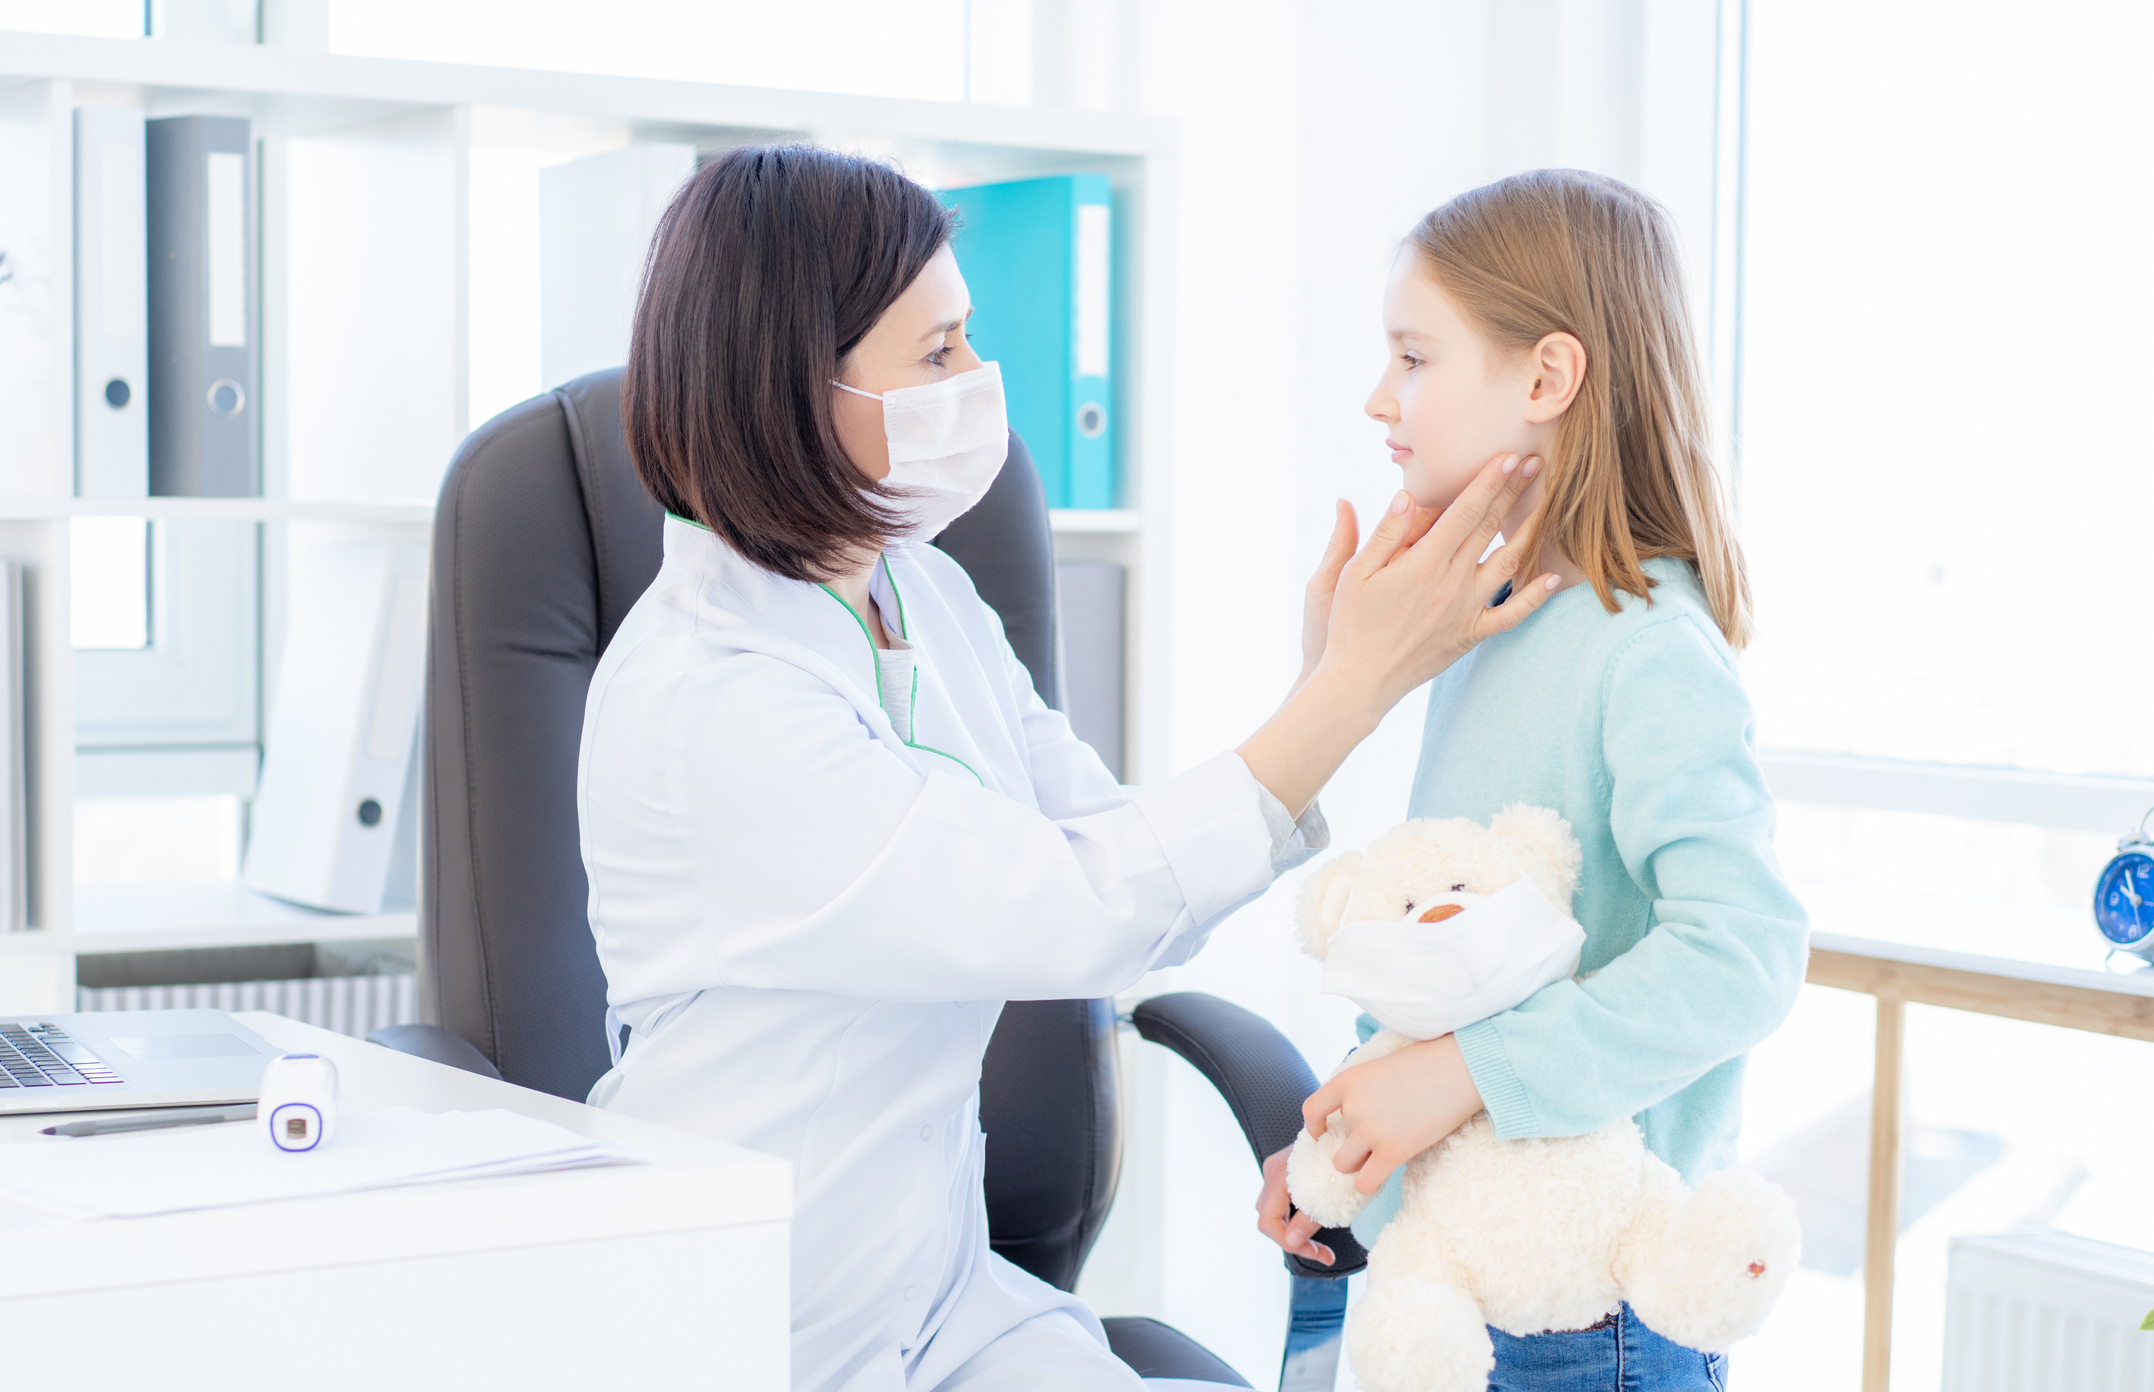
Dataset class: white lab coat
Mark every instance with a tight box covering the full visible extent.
[579,517,1321,1391]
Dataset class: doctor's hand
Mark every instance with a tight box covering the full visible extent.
[1318,452,1554,712]
[1303,1033,1485,1196]
[1295,501,1361,690]
[1242,452,1558,818]
[1255,1144,1335,1266]
[1294,495,1445,689]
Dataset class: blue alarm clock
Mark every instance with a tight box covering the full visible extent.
[2094,810,2154,966]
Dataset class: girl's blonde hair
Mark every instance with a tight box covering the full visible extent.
[1409,169,1751,648]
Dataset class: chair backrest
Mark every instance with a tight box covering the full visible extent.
[421,367,1119,1290]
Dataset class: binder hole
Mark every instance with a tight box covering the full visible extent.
[1076,402,1107,439]
[103,378,131,409]
[356,799,383,828]
[206,379,245,418]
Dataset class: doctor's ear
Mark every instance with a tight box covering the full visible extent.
[1294,852,1363,960]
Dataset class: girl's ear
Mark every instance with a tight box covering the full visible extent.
[1295,851,1364,960]
[1522,331,1587,424]
[1490,803,1583,909]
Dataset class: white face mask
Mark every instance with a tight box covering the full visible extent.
[835,361,1009,539]
[1320,876,1586,1040]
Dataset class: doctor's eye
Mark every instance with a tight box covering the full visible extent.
[1450,883,1466,892]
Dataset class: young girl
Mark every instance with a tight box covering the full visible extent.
[1258,169,1809,1388]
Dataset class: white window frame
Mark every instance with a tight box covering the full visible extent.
[73,518,260,798]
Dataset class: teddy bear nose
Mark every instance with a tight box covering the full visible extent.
[1417,904,1465,923]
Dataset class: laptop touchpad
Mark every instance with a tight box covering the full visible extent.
[109,1034,263,1061]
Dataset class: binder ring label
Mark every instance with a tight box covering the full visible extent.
[206,378,246,418]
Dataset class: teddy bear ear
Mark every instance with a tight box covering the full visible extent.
[1490,804,1584,908]
[1294,851,1364,960]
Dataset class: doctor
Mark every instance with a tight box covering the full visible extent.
[579,144,1558,1392]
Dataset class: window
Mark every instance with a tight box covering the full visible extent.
[1731,7,2154,1388]
[1738,0,2154,969]
[69,517,149,651]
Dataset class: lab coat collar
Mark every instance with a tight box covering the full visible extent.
[658,513,928,741]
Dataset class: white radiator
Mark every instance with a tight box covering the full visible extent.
[1943,1230,2154,1391]
[77,973,419,1039]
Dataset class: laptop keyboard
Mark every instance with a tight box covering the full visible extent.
[0,1024,124,1089]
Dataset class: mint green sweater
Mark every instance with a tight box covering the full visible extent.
[1350,557,1808,1247]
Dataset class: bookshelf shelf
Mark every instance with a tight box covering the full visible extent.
[0,30,1174,156]
[1047,508,1141,535]
[0,880,414,956]
[0,497,434,524]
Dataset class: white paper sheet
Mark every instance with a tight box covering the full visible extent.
[0,1107,648,1219]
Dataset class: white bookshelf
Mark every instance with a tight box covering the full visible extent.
[0,32,1175,1014]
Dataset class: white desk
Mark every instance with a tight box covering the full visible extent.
[0,1013,792,1390]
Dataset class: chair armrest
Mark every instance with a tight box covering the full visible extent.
[367,1023,504,1081]
[1130,991,1368,1278]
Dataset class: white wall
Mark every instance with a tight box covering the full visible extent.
[1065,2,1726,1381]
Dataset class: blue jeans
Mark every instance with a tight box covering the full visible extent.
[1489,1305,1728,1391]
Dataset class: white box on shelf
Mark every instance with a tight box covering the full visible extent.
[243,540,427,914]
[0,78,73,499]
[539,142,695,389]
[72,106,148,498]
[0,562,22,933]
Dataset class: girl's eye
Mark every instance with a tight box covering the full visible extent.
[1401,353,1422,370]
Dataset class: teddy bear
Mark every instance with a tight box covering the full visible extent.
[1285,806,1800,1392]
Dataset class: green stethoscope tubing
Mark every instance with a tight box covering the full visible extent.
[819,559,985,787]
[662,514,985,786]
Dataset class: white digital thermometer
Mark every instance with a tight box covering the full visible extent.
[258,1053,339,1152]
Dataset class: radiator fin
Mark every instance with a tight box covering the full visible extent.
[1943,1231,2154,1392]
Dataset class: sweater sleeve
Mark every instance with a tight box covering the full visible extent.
[1451,615,1810,1139]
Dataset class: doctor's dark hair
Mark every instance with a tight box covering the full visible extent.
[623,144,955,581]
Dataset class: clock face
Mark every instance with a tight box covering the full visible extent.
[2095,852,2154,946]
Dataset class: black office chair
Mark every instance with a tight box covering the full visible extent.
[370,368,1366,1388]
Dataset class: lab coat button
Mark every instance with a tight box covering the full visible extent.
[905,1286,919,1302]
[920,1125,932,1140]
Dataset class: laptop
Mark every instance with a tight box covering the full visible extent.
[0,1009,280,1116]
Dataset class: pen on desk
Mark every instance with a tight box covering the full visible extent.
[41,1103,258,1138]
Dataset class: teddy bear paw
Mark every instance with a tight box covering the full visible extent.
[1346,1275,1494,1392]
[1626,1167,1801,1352]
[1285,1122,1372,1229]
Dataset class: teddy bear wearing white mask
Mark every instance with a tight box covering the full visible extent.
[1287,806,1800,1392]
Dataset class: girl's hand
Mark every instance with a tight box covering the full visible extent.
[1303,1034,1485,1195]
[1254,1144,1335,1266]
